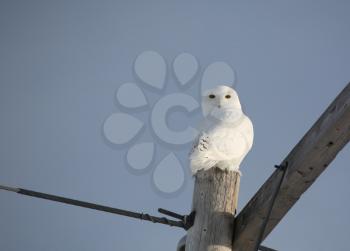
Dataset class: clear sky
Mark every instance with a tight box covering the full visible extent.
[0,1,349,250]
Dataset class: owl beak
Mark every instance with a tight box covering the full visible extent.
[217,99,224,108]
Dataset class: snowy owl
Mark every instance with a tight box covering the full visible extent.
[189,85,254,175]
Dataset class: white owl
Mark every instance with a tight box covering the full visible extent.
[189,85,254,175]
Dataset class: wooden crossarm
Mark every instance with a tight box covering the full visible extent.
[232,83,350,251]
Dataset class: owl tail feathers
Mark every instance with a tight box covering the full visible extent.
[190,161,242,176]
[190,158,218,176]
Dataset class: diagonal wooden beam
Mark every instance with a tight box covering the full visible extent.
[232,83,350,251]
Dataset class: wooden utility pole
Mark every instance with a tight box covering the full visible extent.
[185,168,240,251]
[181,83,350,251]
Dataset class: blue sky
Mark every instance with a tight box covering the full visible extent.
[0,1,349,250]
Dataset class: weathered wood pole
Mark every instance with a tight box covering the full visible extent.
[185,167,241,251]
[232,82,350,251]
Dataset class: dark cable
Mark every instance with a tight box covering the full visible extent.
[253,162,288,251]
[0,185,186,229]
[158,208,184,220]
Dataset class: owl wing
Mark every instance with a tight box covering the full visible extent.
[189,131,221,174]
[242,115,254,152]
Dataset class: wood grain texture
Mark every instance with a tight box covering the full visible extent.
[186,168,240,251]
[232,83,350,251]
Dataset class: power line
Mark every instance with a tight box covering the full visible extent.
[0,185,191,229]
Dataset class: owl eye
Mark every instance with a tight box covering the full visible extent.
[225,94,231,99]
[208,94,216,99]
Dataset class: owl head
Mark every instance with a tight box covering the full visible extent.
[201,85,242,118]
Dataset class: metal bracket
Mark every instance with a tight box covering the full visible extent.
[158,208,196,230]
